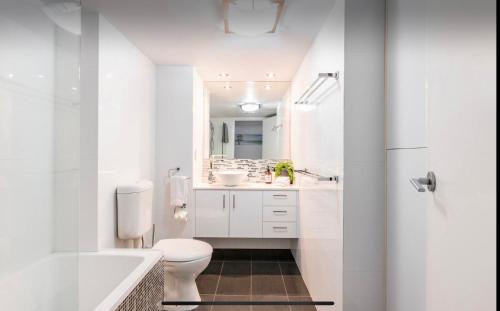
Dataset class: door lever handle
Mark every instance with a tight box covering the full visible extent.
[410,171,437,192]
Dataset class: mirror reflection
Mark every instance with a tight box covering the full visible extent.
[206,81,290,160]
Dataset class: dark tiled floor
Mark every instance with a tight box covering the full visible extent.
[195,249,316,311]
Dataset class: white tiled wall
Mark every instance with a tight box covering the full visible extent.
[0,0,80,287]
[343,0,386,310]
[155,66,196,240]
[97,16,156,249]
[288,2,345,309]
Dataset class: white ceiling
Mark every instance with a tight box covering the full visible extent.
[83,0,336,81]
[207,81,289,117]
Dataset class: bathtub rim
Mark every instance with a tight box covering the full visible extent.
[81,249,163,311]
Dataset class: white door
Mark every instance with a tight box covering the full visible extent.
[229,191,263,238]
[424,0,496,309]
[387,0,496,310]
[195,190,229,237]
[387,149,427,311]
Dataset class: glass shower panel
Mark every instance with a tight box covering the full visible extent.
[0,0,81,310]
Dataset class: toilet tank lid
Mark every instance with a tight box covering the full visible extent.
[117,180,153,194]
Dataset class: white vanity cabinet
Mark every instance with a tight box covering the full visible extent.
[194,188,298,238]
[262,191,298,238]
[195,190,230,237]
[229,191,263,238]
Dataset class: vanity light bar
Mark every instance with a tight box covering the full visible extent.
[294,72,340,105]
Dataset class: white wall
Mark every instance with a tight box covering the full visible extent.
[288,2,345,309]
[343,0,386,310]
[80,8,99,252]
[193,71,206,183]
[155,66,197,240]
[54,22,81,253]
[0,0,80,278]
[0,3,80,308]
[385,0,427,310]
[96,16,156,249]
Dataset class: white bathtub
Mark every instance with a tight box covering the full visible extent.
[0,249,163,311]
[79,249,163,311]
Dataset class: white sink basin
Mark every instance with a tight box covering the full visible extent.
[213,170,248,186]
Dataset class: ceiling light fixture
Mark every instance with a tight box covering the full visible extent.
[239,102,261,113]
[218,73,230,78]
[266,72,276,79]
[223,0,285,36]
[224,85,232,90]
[265,84,272,90]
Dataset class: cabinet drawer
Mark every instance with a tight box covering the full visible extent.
[263,205,297,222]
[263,191,297,206]
[263,222,297,238]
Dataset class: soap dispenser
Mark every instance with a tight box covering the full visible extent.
[265,166,273,184]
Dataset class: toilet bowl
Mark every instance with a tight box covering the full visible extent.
[154,239,213,311]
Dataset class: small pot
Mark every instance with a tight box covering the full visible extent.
[280,168,293,185]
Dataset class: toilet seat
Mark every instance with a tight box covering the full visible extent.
[154,239,212,262]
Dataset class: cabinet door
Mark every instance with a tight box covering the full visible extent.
[229,191,263,238]
[195,190,229,237]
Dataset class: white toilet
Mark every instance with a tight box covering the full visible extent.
[117,180,213,311]
[154,239,212,310]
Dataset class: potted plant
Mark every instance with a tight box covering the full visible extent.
[274,161,295,184]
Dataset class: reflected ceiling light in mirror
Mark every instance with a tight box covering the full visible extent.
[239,102,261,113]
[223,84,232,90]
[223,0,285,36]
[264,84,272,90]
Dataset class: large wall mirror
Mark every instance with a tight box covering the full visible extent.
[206,81,291,160]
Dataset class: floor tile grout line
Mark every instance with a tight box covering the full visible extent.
[211,260,224,311]
[250,253,253,311]
[278,261,292,311]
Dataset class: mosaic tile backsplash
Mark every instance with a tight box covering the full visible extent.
[203,158,292,183]
[116,259,164,311]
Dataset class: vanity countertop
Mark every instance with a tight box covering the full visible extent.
[193,182,300,191]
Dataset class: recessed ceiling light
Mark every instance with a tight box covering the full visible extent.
[7,73,14,79]
[224,85,232,90]
[239,102,261,113]
[218,73,230,78]
[266,72,276,79]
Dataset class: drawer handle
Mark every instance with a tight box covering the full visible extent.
[223,194,226,209]
[273,210,288,214]
[273,226,288,232]
[272,194,288,199]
